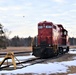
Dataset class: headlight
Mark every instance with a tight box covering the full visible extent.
[49,44,51,46]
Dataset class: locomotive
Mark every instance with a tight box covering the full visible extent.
[32,21,69,58]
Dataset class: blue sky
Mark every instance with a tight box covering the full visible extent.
[0,0,76,38]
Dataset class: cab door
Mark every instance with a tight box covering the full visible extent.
[62,30,67,45]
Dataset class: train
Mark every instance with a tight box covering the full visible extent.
[32,21,69,58]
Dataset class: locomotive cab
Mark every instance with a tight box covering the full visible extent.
[32,21,69,58]
[38,21,53,46]
[32,21,54,58]
[62,29,67,45]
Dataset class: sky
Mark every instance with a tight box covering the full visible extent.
[0,0,76,38]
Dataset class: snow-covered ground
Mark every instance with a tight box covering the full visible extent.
[69,49,76,54]
[0,49,76,75]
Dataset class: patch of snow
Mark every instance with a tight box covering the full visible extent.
[60,60,76,66]
[15,56,35,60]
[0,63,68,74]
[1,55,76,74]
[30,52,33,56]
[68,73,76,75]
[72,57,76,60]
[0,56,35,62]
[0,58,4,61]
[70,49,76,51]
[69,49,76,54]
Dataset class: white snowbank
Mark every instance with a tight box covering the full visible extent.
[68,74,76,75]
[0,62,68,74]
[69,49,76,54]
[60,60,76,66]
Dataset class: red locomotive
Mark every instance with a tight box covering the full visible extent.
[32,21,69,58]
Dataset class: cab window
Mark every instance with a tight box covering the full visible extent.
[64,31,67,35]
[46,25,52,28]
[38,26,43,29]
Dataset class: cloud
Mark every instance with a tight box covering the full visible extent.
[0,7,8,11]
[69,9,76,12]
[0,6,21,12]
[43,11,68,17]
[0,0,6,2]
[11,6,21,10]
[14,14,26,17]
[72,3,76,6]
[53,0,66,3]
[8,23,37,38]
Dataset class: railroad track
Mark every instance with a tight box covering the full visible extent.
[0,52,68,70]
[0,57,41,70]
[0,51,31,56]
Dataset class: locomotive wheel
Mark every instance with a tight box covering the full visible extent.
[55,49,59,56]
[66,46,69,53]
[59,47,63,54]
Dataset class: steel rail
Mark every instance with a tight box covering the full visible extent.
[0,51,31,55]
[0,57,39,70]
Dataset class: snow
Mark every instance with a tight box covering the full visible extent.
[14,63,67,74]
[73,57,76,60]
[69,49,76,54]
[15,56,35,61]
[0,49,76,74]
[60,60,76,66]
[68,74,76,75]
[0,62,68,74]
[1,57,76,74]
[1,59,76,74]
[0,56,35,62]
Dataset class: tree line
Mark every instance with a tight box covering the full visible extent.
[7,36,33,47]
[69,37,76,45]
[5,36,76,47]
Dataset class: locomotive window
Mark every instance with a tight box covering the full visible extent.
[46,26,52,28]
[53,25,56,29]
[38,26,43,29]
[64,31,67,35]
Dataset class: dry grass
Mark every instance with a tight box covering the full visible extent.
[0,45,76,53]
[0,46,32,53]
[70,45,76,49]
[68,66,76,73]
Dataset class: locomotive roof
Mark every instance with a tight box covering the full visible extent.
[38,21,53,25]
[57,24,64,29]
[38,21,67,31]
